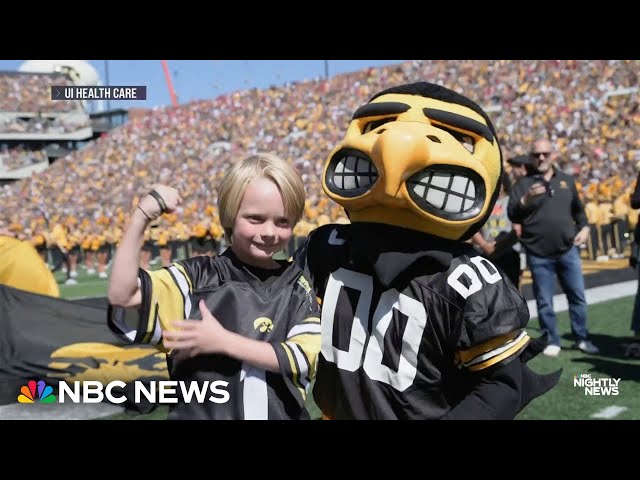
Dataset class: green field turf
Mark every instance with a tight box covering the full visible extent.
[515,296,639,420]
[55,270,109,299]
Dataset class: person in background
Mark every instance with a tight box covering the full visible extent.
[471,174,522,289]
[627,169,640,341]
[507,154,534,183]
[508,137,598,357]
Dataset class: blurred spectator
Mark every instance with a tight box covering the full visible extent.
[508,137,599,357]
[0,72,81,113]
[628,170,640,339]
[471,176,522,289]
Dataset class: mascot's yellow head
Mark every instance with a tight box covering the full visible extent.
[322,81,502,241]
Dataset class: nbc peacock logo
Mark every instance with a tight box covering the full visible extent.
[18,380,57,404]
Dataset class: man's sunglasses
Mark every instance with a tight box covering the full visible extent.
[531,151,551,158]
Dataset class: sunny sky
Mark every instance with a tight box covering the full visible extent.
[0,60,407,110]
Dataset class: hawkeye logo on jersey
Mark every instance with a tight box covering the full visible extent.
[254,317,274,332]
[573,373,620,396]
[20,380,230,404]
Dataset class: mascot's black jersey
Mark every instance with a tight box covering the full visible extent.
[295,222,533,420]
[108,249,321,420]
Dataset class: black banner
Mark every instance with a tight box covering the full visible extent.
[0,285,167,407]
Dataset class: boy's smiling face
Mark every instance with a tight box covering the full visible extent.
[231,176,292,268]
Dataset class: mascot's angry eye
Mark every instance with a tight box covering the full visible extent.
[434,124,475,154]
[363,117,397,134]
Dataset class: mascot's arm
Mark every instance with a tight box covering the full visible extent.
[444,277,561,420]
[443,334,561,420]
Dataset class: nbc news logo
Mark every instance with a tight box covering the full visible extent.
[18,379,230,404]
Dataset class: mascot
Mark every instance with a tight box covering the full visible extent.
[295,81,560,419]
[0,232,59,298]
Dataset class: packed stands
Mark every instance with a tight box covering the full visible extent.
[1,60,638,268]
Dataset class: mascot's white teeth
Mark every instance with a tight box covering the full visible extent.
[409,170,477,213]
[333,155,379,190]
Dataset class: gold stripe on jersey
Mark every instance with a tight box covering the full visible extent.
[172,262,193,293]
[286,329,320,372]
[167,265,192,320]
[285,319,321,393]
[288,318,321,337]
[146,268,187,345]
[285,337,316,388]
[456,330,521,365]
[459,330,531,372]
[141,302,161,345]
[289,342,311,383]
[466,333,530,372]
[280,342,306,400]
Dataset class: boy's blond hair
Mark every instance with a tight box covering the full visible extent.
[218,153,305,242]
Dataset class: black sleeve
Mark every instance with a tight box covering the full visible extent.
[569,177,588,230]
[293,235,312,280]
[293,230,322,297]
[631,173,640,209]
[443,335,562,420]
[445,259,562,418]
[453,263,531,373]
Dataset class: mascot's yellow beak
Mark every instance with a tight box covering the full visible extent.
[322,82,502,241]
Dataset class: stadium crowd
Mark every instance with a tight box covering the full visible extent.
[1,60,639,274]
[0,115,91,136]
[0,72,82,113]
[0,145,47,172]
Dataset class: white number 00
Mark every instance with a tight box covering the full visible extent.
[321,258,501,392]
[321,268,427,392]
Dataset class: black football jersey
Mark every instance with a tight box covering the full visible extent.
[295,222,532,420]
[108,249,321,420]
